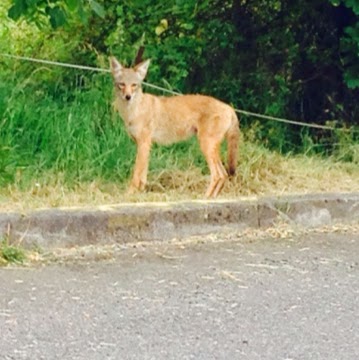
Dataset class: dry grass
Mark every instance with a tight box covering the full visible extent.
[1,144,358,212]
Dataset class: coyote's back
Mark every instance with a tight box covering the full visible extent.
[110,56,240,198]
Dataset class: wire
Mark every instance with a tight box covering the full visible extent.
[234,109,336,130]
[0,53,348,131]
[1,53,111,73]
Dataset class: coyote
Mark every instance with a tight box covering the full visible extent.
[110,57,240,198]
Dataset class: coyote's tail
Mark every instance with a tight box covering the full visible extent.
[226,111,240,176]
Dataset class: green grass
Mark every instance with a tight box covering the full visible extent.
[0,238,25,265]
[1,72,133,185]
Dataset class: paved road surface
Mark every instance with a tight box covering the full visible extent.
[1,230,359,360]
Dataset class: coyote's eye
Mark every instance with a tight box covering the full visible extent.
[131,83,138,88]
[118,83,125,88]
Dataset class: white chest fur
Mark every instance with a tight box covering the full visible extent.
[116,98,147,139]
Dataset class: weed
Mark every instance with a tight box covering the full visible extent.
[0,239,26,265]
[332,127,359,164]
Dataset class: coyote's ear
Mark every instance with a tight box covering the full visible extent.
[134,59,151,80]
[109,57,123,77]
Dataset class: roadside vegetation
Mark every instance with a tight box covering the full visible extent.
[0,0,358,211]
[0,238,25,265]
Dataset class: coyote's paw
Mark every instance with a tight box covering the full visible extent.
[126,186,138,195]
[127,179,146,194]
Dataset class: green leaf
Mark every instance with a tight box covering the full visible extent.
[65,0,78,12]
[155,19,168,36]
[89,0,105,19]
[25,0,41,7]
[8,0,27,20]
[116,5,124,16]
[344,0,359,15]
[181,23,194,30]
[47,6,67,29]
[345,25,359,42]
[77,2,89,24]
[346,77,359,89]
[329,0,340,6]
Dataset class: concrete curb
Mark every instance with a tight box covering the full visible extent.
[1,193,358,250]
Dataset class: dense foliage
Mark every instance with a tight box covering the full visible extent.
[5,0,359,121]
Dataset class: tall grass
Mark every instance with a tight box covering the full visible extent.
[1,71,134,187]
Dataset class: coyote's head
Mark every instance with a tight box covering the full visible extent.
[110,57,150,102]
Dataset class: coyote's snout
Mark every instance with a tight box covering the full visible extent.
[110,56,240,198]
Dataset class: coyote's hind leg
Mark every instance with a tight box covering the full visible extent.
[199,136,228,198]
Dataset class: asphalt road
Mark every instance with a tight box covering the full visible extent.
[1,230,359,360]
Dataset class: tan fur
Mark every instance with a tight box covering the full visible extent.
[110,57,240,198]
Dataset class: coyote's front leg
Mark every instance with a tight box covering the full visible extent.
[128,136,152,193]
